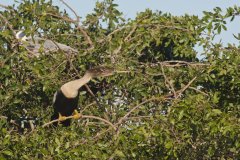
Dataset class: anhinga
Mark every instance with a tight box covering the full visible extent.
[51,67,114,126]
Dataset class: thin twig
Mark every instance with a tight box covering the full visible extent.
[0,13,15,35]
[59,0,93,49]
[189,86,209,96]
[160,63,177,98]
[175,76,197,98]
[82,115,116,130]
[108,23,194,39]
[111,45,122,63]
[0,115,20,127]
[139,61,210,68]
[59,0,79,22]
[84,84,103,108]
[80,102,96,114]
[0,3,15,12]
[0,4,9,9]
[43,13,78,23]
[0,13,40,57]
[124,25,137,42]
[115,70,131,73]
[0,115,8,119]
[115,97,164,127]
[160,61,210,67]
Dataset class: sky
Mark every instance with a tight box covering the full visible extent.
[1,0,240,46]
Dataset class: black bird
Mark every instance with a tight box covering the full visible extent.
[51,67,114,126]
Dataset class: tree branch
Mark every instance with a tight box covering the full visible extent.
[0,13,15,35]
[42,113,116,130]
[59,0,93,49]
[160,63,177,98]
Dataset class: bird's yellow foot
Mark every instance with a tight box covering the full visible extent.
[73,110,81,119]
[58,113,67,121]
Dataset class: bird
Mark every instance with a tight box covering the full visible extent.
[51,66,114,126]
[15,30,78,57]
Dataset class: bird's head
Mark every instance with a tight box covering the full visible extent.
[86,66,114,78]
[15,30,29,41]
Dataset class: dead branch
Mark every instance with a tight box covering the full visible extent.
[160,61,210,67]
[189,86,209,96]
[108,23,194,39]
[59,0,93,49]
[111,45,122,63]
[176,76,197,98]
[43,13,78,23]
[59,0,79,22]
[0,3,15,12]
[160,63,177,98]
[115,97,164,127]
[124,25,137,42]
[0,3,8,9]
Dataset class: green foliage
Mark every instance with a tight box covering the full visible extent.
[0,0,240,159]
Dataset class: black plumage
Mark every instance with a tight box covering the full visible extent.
[51,66,114,127]
[51,90,79,126]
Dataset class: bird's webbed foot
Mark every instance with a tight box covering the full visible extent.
[73,110,81,119]
[58,113,67,122]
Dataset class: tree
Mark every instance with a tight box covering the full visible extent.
[0,0,239,159]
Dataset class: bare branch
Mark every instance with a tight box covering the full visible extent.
[175,76,197,99]
[43,13,78,23]
[59,0,80,22]
[115,97,164,127]
[80,102,96,114]
[77,26,94,49]
[59,0,93,49]
[0,13,15,35]
[124,25,137,42]
[160,61,210,67]
[0,3,8,8]
[189,86,209,96]
[82,115,116,130]
[0,115,20,127]
[108,23,195,39]
[160,63,177,98]
[0,3,14,12]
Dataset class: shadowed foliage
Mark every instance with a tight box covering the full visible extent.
[0,0,239,159]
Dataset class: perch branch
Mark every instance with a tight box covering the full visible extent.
[42,113,116,130]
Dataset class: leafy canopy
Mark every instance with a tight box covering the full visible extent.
[0,0,239,159]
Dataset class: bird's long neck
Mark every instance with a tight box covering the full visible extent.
[60,73,92,98]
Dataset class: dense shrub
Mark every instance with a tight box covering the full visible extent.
[0,1,239,159]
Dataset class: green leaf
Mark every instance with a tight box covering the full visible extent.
[222,25,227,31]
[2,150,13,157]
[165,141,173,149]
[213,92,219,104]
[178,110,184,120]
[217,26,221,34]
[212,109,222,115]
[115,150,125,158]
